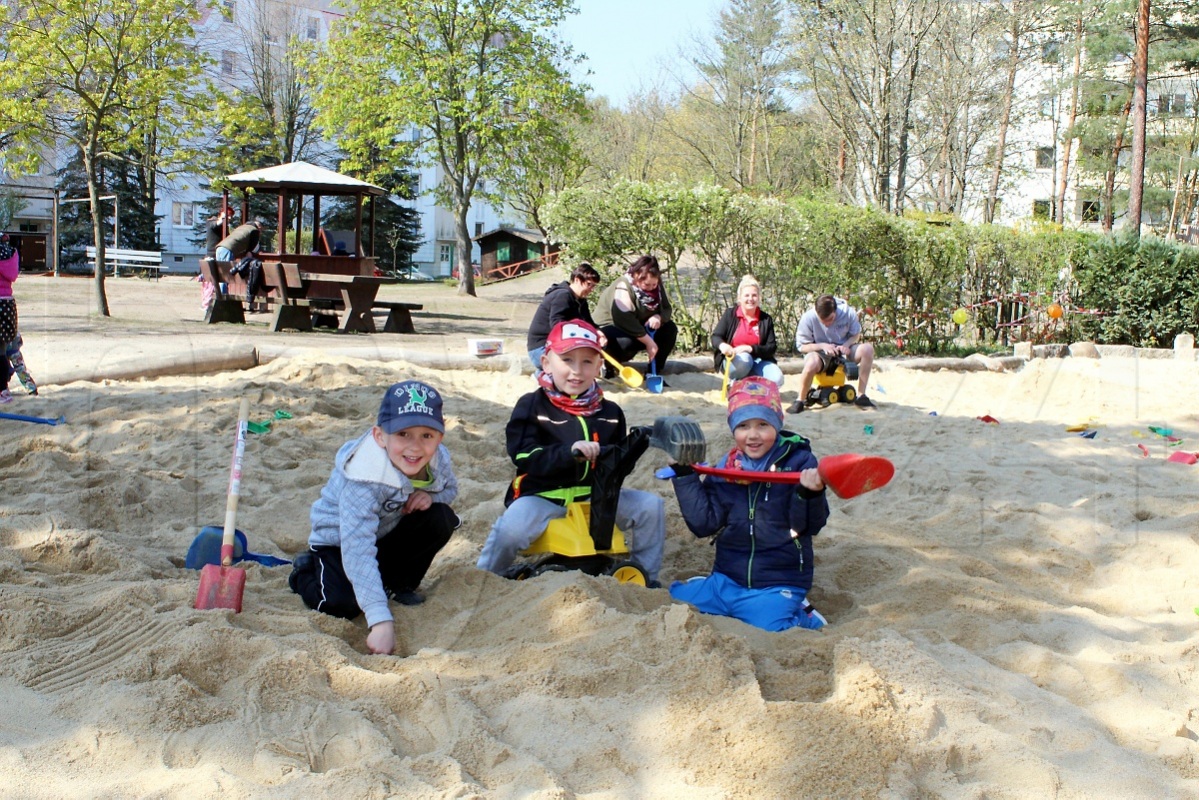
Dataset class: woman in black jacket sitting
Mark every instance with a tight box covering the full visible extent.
[711,274,783,386]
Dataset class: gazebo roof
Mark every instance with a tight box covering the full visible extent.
[225,162,385,196]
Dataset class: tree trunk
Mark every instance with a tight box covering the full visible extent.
[1056,16,1083,225]
[986,3,1021,224]
[1102,90,1134,232]
[1127,0,1150,239]
[454,194,475,297]
[895,50,920,215]
[83,147,111,317]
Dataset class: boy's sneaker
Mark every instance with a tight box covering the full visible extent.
[0,389,12,404]
[391,589,425,606]
[786,398,805,414]
[854,394,876,409]
[798,601,827,630]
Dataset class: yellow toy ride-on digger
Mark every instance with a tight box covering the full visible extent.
[505,419,708,586]
[807,355,860,408]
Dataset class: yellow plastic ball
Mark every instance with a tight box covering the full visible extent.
[952,308,968,325]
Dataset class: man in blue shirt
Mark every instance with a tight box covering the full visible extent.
[789,294,876,413]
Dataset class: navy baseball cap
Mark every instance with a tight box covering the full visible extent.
[378,381,445,434]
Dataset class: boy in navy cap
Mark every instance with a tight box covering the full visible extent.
[290,380,460,655]
[667,376,830,631]
[478,319,666,584]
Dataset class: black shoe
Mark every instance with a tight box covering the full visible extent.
[787,399,805,414]
[646,579,662,589]
[854,394,876,409]
[391,589,425,606]
[288,551,314,593]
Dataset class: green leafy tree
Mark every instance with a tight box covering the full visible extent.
[0,0,205,315]
[315,0,586,296]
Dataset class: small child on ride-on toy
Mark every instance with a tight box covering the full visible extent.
[477,319,666,585]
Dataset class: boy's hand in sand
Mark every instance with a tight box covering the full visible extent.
[403,490,432,514]
[571,441,600,462]
[798,468,824,493]
[367,621,396,655]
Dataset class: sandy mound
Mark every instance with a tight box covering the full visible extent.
[1,354,1197,797]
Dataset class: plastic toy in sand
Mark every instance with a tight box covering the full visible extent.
[976,415,1000,424]
[1149,425,1174,437]
[1137,444,1150,457]
[1166,451,1197,465]
[246,410,294,435]
[1079,430,1097,439]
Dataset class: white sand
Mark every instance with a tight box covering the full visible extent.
[0,277,1197,797]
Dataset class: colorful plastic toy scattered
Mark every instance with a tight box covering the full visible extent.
[976,415,1000,424]
[1148,426,1173,437]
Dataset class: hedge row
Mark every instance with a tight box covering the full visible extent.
[544,180,1196,353]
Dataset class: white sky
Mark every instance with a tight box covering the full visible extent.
[556,0,726,105]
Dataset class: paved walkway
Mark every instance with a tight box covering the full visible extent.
[13,271,564,386]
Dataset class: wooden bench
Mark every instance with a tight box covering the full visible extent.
[86,247,165,279]
[371,301,423,333]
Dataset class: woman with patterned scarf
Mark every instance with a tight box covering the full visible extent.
[593,254,678,382]
[477,319,666,585]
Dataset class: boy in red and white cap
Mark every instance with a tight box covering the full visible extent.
[667,376,830,630]
[478,319,666,583]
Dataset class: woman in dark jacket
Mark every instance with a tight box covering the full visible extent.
[710,274,783,387]
[593,254,677,377]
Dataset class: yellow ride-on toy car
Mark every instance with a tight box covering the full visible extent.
[509,502,649,585]
[807,355,860,407]
[505,419,708,586]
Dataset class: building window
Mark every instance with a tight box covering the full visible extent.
[1041,40,1060,63]
[221,51,236,75]
[1032,200,1052,220]
[497,241,510,262]
[222,0,235,20]
[475,221,483,237]
[1079,200,1101,223]
[171,201,195,228]
[18,222,38,232]
[439,244,452,265]
[307,17,319,40]
[1035,147,1054,170]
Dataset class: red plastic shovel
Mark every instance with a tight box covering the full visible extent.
[194,397,250,612]
[691,453,895,499]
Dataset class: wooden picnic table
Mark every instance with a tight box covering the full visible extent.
[297,271,394,333]
[200,259,417,334]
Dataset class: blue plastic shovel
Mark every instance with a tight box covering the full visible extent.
[646,329,663,394]
[0,411,65,426]
[185,527,291,569]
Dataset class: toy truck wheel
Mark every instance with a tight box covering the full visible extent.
[840,386,856,403]
[608,561,648,586]
[504,564,535,581]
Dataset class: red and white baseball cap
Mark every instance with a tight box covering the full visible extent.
[546,320,603,354]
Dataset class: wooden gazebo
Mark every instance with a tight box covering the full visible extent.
[221,161,386,276]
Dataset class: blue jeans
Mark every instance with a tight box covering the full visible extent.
[215,246,233,262]
[478,491,666,581]
[669,570,824,631]
[727,354,784,387]
[528,346,545,370]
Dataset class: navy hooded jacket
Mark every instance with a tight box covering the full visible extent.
[671,431,829,590]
